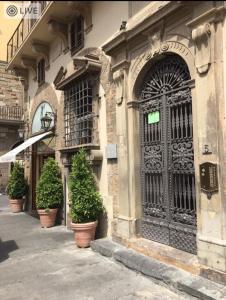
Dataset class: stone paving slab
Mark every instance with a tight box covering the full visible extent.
[91,238,226,300]
[0,196,188,300]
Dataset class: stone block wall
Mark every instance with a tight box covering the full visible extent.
[0,61,23,107]
[0,61,23,193]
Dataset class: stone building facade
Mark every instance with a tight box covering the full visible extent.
[102,1,226,283]
[0,61,23,193]
[5,1,226,284]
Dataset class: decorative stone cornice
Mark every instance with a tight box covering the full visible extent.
[73,54,100,71]
[102,1,182,56]
[191,23,211,74]
[20,56,37,80]
[186,6,226,28]
[186,4,226,75]
[111,60,130,73]
[48,18,68,51]
[31,41,50,69]
[56,55,102,90]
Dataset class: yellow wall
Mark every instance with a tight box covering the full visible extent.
[0,2,21,61]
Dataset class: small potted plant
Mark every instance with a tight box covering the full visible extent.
[36,158,63,228]
[69,149,103,248]
[7,162,28,213]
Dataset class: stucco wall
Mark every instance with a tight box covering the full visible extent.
[0,2,21,61]
[25,1,131,235]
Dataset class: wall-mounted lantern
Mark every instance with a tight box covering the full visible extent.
[40,112,56,131]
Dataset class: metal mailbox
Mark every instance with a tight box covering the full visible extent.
[200,162,218,198]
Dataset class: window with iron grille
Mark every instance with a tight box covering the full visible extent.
[70,16,84,54]
[37,58,45,85]
[64,78,94,147]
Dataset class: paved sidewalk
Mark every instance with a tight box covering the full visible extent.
[91,239,226,300]
[0,195,189,300]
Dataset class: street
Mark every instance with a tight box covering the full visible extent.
[0,195,189,300]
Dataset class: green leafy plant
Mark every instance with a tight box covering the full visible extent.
[69,149,103,223]
[36,158,63,210]
[7,162,28,199]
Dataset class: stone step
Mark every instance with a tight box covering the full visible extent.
[91,238,226,300]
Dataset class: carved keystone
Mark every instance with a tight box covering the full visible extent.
[143,20,164,58]
[192,23,211,74]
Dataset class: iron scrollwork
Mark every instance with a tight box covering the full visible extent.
[143,145,162,171]
[140,55,197,254]
[171,142,194,170]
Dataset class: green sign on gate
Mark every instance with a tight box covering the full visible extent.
[148,111,160,124]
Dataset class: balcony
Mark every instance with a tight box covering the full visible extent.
[6,1,92,72]
[0,106,23,124]
[7,1,51,63]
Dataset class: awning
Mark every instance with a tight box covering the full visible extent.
[0,131,52,163]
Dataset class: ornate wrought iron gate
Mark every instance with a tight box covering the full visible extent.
[140,55,197,254]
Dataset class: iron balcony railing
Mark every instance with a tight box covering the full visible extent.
[7,1,51,63]
[0,106,23,121]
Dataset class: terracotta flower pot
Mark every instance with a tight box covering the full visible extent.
[71,221,98,248]
[9,199,24,213]
[37,208,58,228]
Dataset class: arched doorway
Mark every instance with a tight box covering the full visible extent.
[139,54,196,254]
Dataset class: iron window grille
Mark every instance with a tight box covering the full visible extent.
[37,58,45,85]
[64,78,96,147]
[70,15,84,55]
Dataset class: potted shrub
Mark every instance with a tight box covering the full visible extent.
[69,149,103,248]
[36,158,63,228]
[7,162,28,213]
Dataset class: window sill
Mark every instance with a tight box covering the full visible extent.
[57,143,100,153]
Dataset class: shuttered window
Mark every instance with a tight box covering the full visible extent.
[70,16,84,54]
[37,58,45,85]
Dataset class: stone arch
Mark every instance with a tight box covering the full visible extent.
[132,50,197,253]
[130,41,195,100]
[30,83,59,123]
[30,83,61,144]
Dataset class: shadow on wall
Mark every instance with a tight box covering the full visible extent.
[96,211,108,239]
[0,238,19,263]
